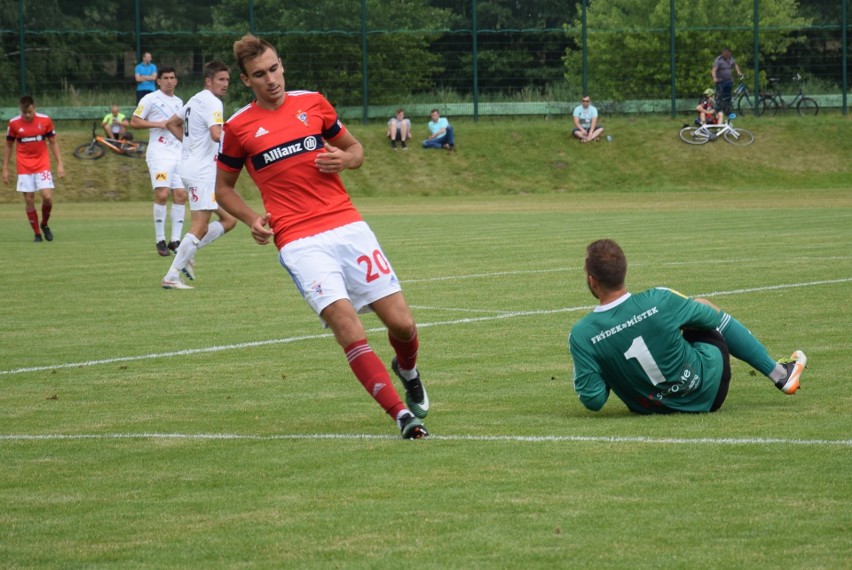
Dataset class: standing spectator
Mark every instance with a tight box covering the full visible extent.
[711,47,743,115]
[2,95,65,242]
[568,239,807,414]
[422,109,455,150]
[215,34,430,439]
[572,95,604,142]
[131,67,187,256]
[135,52,158,104]
[101,105,130,139]
[160,61,236,289]
[387,108,411,150]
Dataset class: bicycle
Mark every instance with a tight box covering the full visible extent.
[733,77,759,117]
[760,73,819,117]
[678,113,755,146]
[72,123,148,160]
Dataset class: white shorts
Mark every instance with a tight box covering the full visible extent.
[279,221,402,316]
[147,157,183,190]
[17,171,54,193]
[183,177,217,211]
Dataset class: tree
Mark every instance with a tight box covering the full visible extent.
[212,0,453,107]
[562,0,811,101]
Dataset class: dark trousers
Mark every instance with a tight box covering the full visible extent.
[682,328,732,412]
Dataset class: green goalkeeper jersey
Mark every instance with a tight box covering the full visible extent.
[569,287,724,414]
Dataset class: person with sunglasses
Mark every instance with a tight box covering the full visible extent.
[572,95,604,143]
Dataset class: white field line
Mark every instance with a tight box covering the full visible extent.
[404,257,852,284]
[0,432,849,447]
[1,276,850,377]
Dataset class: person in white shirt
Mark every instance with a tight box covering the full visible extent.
[131,67,187,256]
[160,61,236,289]
[572,95,604,143]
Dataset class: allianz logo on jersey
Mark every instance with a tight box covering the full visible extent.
[252,135,322,170]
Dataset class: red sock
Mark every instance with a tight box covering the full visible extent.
[388,330,419,371]
[345,340,406,419]
[26,209,40,235]
[41,201,52,226]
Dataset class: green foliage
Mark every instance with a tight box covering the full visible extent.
[563,0,812,99]
[211,0,452,106]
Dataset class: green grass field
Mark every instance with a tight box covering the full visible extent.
[1,187,850,567]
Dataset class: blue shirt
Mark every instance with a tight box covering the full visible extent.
[135,62,157,92]
[428,117,449,136]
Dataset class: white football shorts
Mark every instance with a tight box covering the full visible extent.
[279,221,402,316]
[182,176,217,211]
[147,157,183,190]
[17,171,54,193]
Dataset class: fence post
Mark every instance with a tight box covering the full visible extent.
[669,0,676,118]
[843,0,848,116]
[472,0,479,123]
[135,0,141,65]
[17,0,25,96]
[361,0,368,124]
[581,0,588,96]
[753,0,761,116]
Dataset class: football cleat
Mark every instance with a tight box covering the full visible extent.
[34,234,43,242]
[40,224,53,241]
[156,240,169,256]
[161,277,193,290]
[392,357,429,418]
[775,350,807,394]
[397,411,429,439]
[181,258,195,281]
[167,240,181,255]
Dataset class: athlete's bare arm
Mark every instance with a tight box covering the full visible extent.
[315,130,363,174]
[164,114,183,141]
[215,168,273,245]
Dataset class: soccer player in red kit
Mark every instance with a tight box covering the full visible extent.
[215,34,429,439]
[3,95,65,242]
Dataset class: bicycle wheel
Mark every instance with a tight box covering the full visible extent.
[73,142,105,160]
[679,126,710,145]
[723,128,755,146]
[124,141,148,158]
[797,97,819,116]
[736,94,756,117]
[762,96,779,117]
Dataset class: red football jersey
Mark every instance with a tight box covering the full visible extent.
[218,91,363,248]
[6,113,56,174]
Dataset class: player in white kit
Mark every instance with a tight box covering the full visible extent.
[131,67,187,256]
[161,61,236,289]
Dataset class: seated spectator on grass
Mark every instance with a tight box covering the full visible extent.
[696,89,723,125]
[102,105,130,139]
[422,109,455,151]
[572,96,604,143]
[387,108,411,150]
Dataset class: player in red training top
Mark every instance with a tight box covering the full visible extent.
[2,95,65,242]
[215,34,429,439]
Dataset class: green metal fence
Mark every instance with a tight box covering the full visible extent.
[1,0,848,121]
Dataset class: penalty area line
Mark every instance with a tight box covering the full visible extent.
[0,432,850,447]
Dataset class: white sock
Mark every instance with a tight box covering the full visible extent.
[153,203,167,242]
[397,366,419,381]
[165,233,199,281]
[170,203,185,242]
[198,221,225,249]
[768,363,787,382]
[395,409,413,428]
